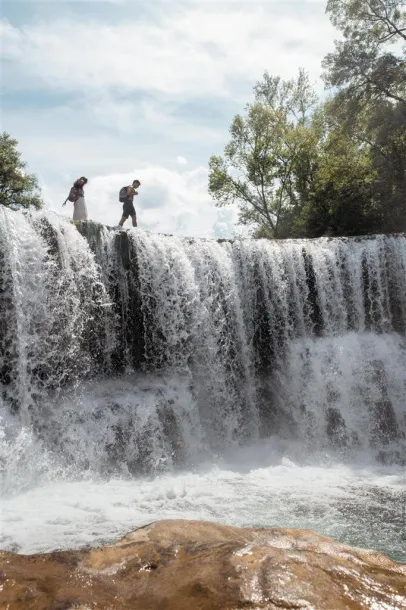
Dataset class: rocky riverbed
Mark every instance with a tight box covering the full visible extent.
[1,519,405,609]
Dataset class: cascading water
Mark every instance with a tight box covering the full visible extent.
[1,207,405,560]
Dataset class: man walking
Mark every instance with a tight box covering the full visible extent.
[118,179,140,228]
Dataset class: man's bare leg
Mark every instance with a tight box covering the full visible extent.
[118,216,127,227]
[131,214,137,228]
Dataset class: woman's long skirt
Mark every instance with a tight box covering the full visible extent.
[73,196,88,221]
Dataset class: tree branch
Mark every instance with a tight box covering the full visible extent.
[233,178,276,231]
[373,0,406,42]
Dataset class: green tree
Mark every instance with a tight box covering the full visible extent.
[304,127,378,236]
[209,3,406,239]
[253,67,318,124]
[322,0,406,233]
[208,71,320,238]
[367,101,406,231]
[323,0,406,106]
[0,132,43,209]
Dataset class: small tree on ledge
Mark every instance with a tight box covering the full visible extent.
[0,132,43,209]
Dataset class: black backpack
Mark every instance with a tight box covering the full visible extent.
[119,186,128,202]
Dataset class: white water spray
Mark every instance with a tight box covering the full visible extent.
[0,208,405,558]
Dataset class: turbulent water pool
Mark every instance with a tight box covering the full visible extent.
[2,451,405,561]
[1,207,405,562]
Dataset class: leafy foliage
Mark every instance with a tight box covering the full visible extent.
[323,0,406,105]
[304,127,378,236]
[209,71,320,237]
[0,132,43,209]
[208,1,406,238]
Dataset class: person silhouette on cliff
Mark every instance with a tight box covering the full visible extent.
[118,179,140,228]
[63,177,88,221]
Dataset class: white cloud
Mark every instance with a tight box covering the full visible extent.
[51,164,238,238]
[1,3,335,99]
[2,96,223,178]
[1,0,337,239]
[86,94,224,145]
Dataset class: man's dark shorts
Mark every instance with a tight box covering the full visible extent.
[122,199,136,219]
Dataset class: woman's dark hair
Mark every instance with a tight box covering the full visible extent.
[74,176,88,187]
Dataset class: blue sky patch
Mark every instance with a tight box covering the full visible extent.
[1,0,336,237]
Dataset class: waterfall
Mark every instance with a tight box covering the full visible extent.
[1,207,406,497]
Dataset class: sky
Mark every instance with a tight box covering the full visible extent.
[1,0,337,237]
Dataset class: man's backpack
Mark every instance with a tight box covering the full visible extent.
[68,186,78,202]
[119,186,128,202]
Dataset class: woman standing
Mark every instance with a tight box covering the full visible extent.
[63,176,88,221]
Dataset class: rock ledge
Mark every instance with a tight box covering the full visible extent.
[1,519,405,609]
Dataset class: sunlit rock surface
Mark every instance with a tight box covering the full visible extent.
[1,520,405,609]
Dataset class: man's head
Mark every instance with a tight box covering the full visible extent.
[132,179,141,188]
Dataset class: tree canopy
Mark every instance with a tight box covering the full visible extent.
[208,0,406,238]
[0,132,43,210]
[209,70,320,238]
[323,0,406,106]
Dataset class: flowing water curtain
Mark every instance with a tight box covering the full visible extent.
[1,207,406,481]
[0,208,113,417]
[232,239,312,370]
[280,332,406,459]
[184,239,260,444]
[0,207,60,416]
[306,235,406,335]
[384,236,406,333]
[131,232,261,449]
[75,222,123,373]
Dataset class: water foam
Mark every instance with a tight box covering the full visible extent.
[0,208,405,559]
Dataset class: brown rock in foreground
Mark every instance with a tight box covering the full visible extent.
[1,520,405,610]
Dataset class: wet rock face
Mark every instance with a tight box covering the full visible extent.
[1,520,406,609]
